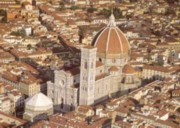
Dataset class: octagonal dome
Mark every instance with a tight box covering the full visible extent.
[25,92,53,111]
[92,12,130,56]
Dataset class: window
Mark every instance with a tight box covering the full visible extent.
[112,59,116,63]
[61,80,64,84]
[99,58,102,62]
[91,62,93,68]
[84,62,87,69]
[61,98,64,109]
[70,104,73,111]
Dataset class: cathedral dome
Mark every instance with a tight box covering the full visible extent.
[92,12,130,56]
[122,64,135,74]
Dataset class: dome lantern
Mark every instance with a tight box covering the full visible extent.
[108,9,116,27]
[91,11,131,70]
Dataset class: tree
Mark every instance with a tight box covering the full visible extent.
[113,8,123,19]
[10,29,26,37]
[166,0,178,4]
[147,54,152,62]
[58,2,65,11]
[87,6,97,13]
[165,8,176,15]
[98,8,111,18]
[27,44,32,50]
[98,8,123,19]
[130,0,138,2]
[0,9,7,23]
[70,6,79,10]
[19,29,26,37]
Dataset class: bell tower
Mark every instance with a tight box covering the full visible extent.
[79,46,97,105]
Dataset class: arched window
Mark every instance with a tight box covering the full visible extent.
[61,98,64,109]
[84,61,87,69]
[99,58,102,62]
[112,59,116,63]
[91,62,93,68]
[61,80,64,84]
[70,103,73,111]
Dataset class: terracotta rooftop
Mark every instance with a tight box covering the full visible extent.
[65,67,80,76]
[122,64,135,74]
[95,73,109,81]
[96,61,104,67]
[109,66,119,72]
[143,65,180,73]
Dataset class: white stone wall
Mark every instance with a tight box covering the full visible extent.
[47,70,79,112]
[111,75,121,94]
[94,75,112,103]
[79,47,97,105]
[65,87,78,110]
[47,81,54,100]
[96,65,105,76]
[105,58,128,67]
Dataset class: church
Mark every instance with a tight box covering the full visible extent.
[47,12,141,112]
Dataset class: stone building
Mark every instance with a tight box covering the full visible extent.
[121,64,141,93]
[47,12,141,112]
[23,92,53,122]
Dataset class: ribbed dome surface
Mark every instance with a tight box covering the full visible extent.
[26,92,53,107]
[92,27,130,54]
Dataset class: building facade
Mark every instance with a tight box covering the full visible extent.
[23,92,53,122]
[47,13,141,112]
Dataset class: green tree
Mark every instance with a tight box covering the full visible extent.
[27,44,32,50]
[147,54,152,62]
[70,6,79,10]
[59,2,65,11]
[166,0,178,4]
[0,9,7,23]
[98,8,110,18]
[10,29,26,37]
[19,29,26,37]
[87,6,97,13]
[98,8,123,19]
[113,8,123,19]
[130,0,138,2]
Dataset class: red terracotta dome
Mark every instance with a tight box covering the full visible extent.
[122,64,135,74]
[92,13,130,56]
[109,66,119,72]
